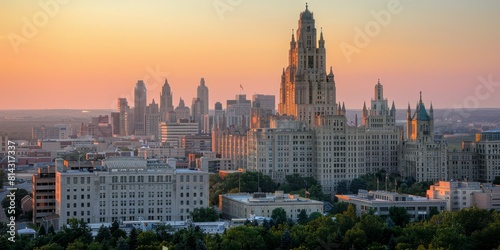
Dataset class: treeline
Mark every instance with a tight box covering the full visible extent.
[2,206,500,249]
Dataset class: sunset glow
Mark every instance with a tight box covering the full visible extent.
[1,0,499,110]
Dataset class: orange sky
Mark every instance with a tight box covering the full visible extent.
[1,0,499,111]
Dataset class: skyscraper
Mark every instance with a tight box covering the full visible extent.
[197,78,209,116]
[145,99,160,140]
[278,4,336,127]
[134,80,147,135]
[160,79,174,122]
[191,97,204,132]
[118,98,129,136]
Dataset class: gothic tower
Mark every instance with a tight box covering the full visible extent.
[406,92,434,143]
[278,4,337,127]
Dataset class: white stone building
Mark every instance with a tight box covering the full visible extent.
[54,157,209,229]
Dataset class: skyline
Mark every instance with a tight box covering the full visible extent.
[1,1,500,110]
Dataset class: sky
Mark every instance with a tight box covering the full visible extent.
[1,0,499,111]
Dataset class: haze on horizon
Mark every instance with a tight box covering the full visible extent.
[1,0,499,110]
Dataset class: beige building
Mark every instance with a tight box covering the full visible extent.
[212,126,247,169]
[426,181,480,211]
[159,121,199,147]
[247,127,315,184]
[447,141,479,181]
[138,146,185,159]
[337,190,446,219]
[32,166,57,227]
[427,181,500,211]
[475,130,500,182]
[472,184,500,211]
[54,157,209,229]
[220,191,323,221]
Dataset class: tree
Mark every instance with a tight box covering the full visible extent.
[221,226,266,250]
[271,208,287,225]
[280,229,292,250]
[95,224,112,247]
[336,180,349,195]
[349,178,367,194]
[116,237,129,250]
[330,201,349,215]
[191,207,219,222]
[343,227,367,249]
[52,218,92,248]
[128,227,138,250]
[110,220,126,246]
[389,206,410,227]
[137,231,159,247]
[308,212,322,222]
[297,209,308,225]
[38,225,46,236]
[48,225,55,235]
[493,176,500,185]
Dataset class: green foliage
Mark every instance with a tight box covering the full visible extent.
[493,176,500,185]
[297,209,308,225]
[115,237,129,250]
[9,200,500,249]
[271,207,287,225]
[209,172,277,205]
[221,226,266,250]
[38,225,46,236]
[336,180,349,194]
[330,201,349,215]
[349,178,367,194]
[52,218,92,248]
[389,206,410,227]
[191,207,219,222]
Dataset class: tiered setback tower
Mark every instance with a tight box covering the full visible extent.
[278,4,336,127]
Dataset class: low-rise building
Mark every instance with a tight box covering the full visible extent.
[336,190,446,220]
[472,184,500,211]
[219,191,323,221]
[426,181,481,211]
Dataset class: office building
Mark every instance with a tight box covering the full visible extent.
[337,189,446,219]
[55,157,210,229]
[220,191,323,221]
[134,80,147,135]
[160,79,174,122]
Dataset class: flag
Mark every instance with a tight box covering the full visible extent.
[240,84,244,91]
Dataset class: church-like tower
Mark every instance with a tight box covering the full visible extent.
[278,4,336,127]
[362,79,396,128]
[406,92,434,143]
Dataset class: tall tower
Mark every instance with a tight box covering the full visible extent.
[117,98,129,136]
[145,99,160,140]
[362,79,396,128]
[197,78,209,117]
[134,80,147,135]
[160,79,174,122]
[406,92,434,143]
[278,4,336,127]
